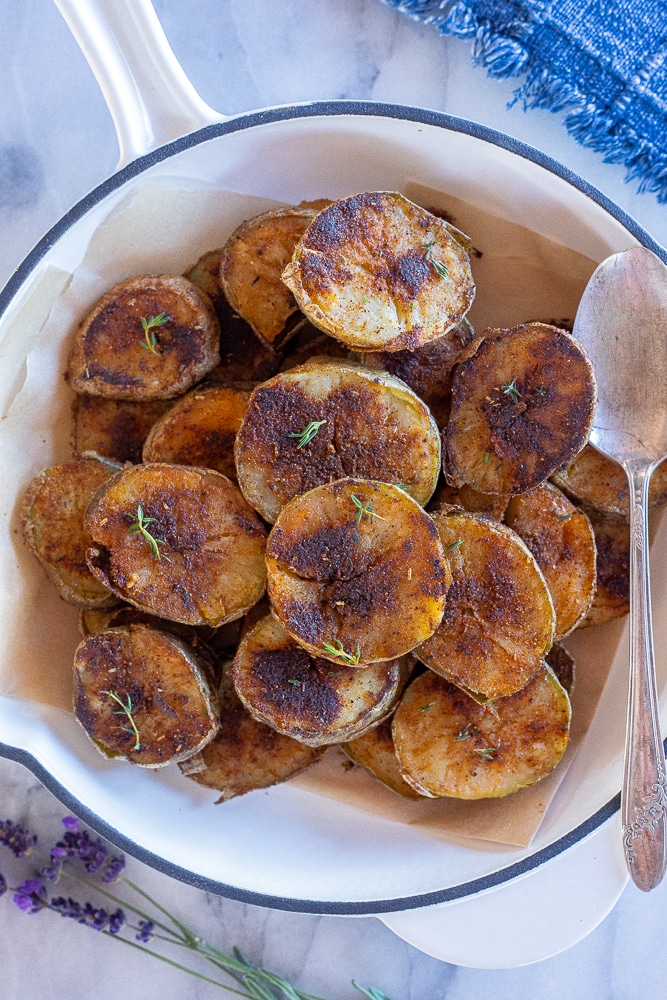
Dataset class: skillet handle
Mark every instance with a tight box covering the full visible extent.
[54,0,224,169]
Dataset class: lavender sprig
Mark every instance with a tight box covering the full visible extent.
[0,815,395,1000]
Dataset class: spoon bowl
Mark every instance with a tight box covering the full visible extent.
[573,246,667,891]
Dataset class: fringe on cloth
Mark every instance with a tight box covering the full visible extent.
[382,0,667,203]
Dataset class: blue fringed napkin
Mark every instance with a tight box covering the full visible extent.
[382,0,667,202]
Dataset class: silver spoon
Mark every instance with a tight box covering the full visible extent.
[573,246,667,891]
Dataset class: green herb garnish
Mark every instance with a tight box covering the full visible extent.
[556,512,575,522]
[421,239,449,279]
[128,504,168,561]
[418,703,434,712]
[104,690,141,750]
[455,723,474,741]
[501,377,521,403]
[474,746,498,761]
[482,452,490,464]
[321,639,361,665]
[446,539,463,552]
[288,419,327,449]
[351,494,386,527]
[139,312,169,354]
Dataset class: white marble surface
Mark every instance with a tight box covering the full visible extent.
[1,1,667,997]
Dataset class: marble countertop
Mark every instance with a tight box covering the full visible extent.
[1,1,666,997]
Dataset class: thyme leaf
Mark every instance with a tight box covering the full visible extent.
[501,377,521,403]
[104,690,141,750]
[473,745,498,761]
[420,239,449,279]
[139,312,170,354]
[321,640,361,665]
[351,494,386,527]
[288,419,327,449]
[128,504,168,561]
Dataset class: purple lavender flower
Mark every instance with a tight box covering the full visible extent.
[0,872,7,897]
[136,919,155,943]
[46,819,125,883]
[0,819,37,857]
[51,895,125,934]
[101,853,126,883]
[61,817,80,832]
[13,877,47,913]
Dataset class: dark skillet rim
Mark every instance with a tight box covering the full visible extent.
[0,100,661,914]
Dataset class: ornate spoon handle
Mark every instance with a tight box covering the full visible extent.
[621,461,667,891]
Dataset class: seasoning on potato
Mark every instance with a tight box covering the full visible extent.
[282,191,475,352]
[266,478,451,666]
[67,274,220,399]
[84,463,267,627]
[234,358,442,522]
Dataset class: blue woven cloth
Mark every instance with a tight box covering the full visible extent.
[382,0,667,202]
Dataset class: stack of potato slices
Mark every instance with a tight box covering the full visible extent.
[21,190,650,805]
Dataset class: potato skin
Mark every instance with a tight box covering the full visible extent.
[71,395,172,465]
[446,323,596,495]
[73,625,220,767]
[67,275,220,399]
[577,514,630,628]
[266,478,451,665]
[84,463,267,627]
[20,458,120,608]
[282,191,475,352]
[342,716,423,799]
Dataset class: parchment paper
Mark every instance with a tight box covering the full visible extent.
[0,181,627,846]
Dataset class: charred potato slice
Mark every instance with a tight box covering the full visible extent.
[235,358,441,522]
[266,478,451,665]
[232,613,409,746]
[342,716,422,799]
[504,483,596,640]
[359,318,475,427]
[219,207,317,351]
[552,443,667,519]
[545,642,576,695]
[71,395,172,464]
[417,510,555,700]
[85,463,267,627]
[67,275,220,399]
[142,385,250,481]
[179,672,325,801]
[428,482,509,521]
[20,458,120,608]
[73,625,219,766]
[392,667,570,799]
[577,514,630,628]
[185,247,284,383]
[282,191,475,352]
[446,323,596,495]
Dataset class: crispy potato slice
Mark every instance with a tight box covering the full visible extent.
[504,483,596,640]
[280,333,350,371]
[359,318,475,427]
[342,716,423,799]
[392,667,570,799]
[73,625,219,767]
[235,358,441,522]
[545,642,576,695]
[232,613,410,746]
[67,275,220,399]
[266,478,451,665]
[142,385,250,481]
[219,207,317,351]
[282,191,475,353]
[71,395,172,465]
[577,514,629,628]
[428,482,509,521]
[179,672,325,801]
[417,510,555,699]
[185,247,284,383]
[446,323,596,495]
[552,443,667,519]
[85,463,267,627]
[20,458,121,608]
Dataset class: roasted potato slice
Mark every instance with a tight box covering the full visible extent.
[85,463,267,627]
[341,716,422,799]
[417,510,555,700]
[446,323,596,495]
[504,483,596,640]
[73,624,219,767]
[185,247,284,383]
[266,478,451,665]
[71,395,172,465]
[280,334,350,371]
[232,613,410,746]
[545,642,576,695]
[219,207,317,351]
[67,275,220,399]
[142,384,250,481]
[428,482,509,521]
[577,514,630,628]
[392,666,571,799]
[282,191,475,353]
[359,317,475,427]
[235,358,441,522]
[179,672,325,801]
[20,458,121,608]
[552,443,667,519]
